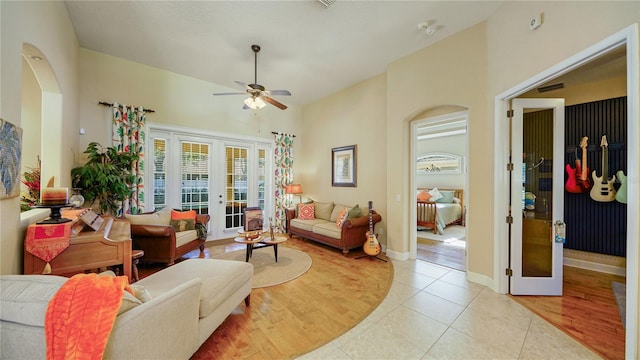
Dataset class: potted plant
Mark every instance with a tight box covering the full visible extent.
[71,142,138,215]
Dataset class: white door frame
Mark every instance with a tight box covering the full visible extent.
[493,24,638,358]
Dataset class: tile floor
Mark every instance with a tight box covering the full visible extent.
[297,258,601,360]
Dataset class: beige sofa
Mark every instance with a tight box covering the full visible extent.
[0,258,252,359]
[286,201,382,255]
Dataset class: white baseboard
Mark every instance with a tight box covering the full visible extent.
[563,256,626,276]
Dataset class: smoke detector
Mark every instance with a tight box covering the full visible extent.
[418,22,438,35]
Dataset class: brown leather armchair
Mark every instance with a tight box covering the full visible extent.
[130,213,210,266]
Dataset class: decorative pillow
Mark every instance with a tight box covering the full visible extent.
[335,208,349,228]
[298,203,315,220]
[170,219,196,232]
[428,188,443,202]
[295,199,314,218]
[453,197,461,204]
[330,204,350,222]
[436,191,455,204]
[417,190,432,201]
[347,204,361,218]
[171,209,197,221]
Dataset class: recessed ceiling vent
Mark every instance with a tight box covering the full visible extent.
[537,82,564,93]
[318,0,335,7]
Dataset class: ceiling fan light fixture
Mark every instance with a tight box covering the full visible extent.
[244,96,266,110]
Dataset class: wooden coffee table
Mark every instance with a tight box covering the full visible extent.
[234,234,288,262]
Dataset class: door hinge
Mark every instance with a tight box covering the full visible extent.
[507,163,514,171]
[506,268,513,277]
[506,109,514,118]
[506,215,513,224]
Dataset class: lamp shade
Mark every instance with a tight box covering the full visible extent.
[244,96,266,109]
[285,184,303,195]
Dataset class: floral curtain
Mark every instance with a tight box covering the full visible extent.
[111,103,145,216]
[273,133,295,232]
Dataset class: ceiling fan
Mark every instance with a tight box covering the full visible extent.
[213,44,291,110]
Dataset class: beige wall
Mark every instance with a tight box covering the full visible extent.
[77,49,302,158]
[386,22,489,277]
[20,58,42,177]
[301,74,387,244]
[1,1,79,275]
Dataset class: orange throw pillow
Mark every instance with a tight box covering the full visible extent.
[298,203,315,220]
[336,208,348,228]
[417,190,432,201]
[171,209,197,221]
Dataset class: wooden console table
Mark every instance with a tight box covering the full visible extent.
[24,216,132,282]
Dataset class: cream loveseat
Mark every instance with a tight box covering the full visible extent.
[285,201,382,255]
[126,208,210,266]
[0,258,252,359]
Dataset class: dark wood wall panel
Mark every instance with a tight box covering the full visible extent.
[564,97,627,257]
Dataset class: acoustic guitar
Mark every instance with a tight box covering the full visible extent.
[565,137,591,193]
[363,201,382,256]
[590,135,616,202]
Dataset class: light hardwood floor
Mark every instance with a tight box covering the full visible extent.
[140,236,394,359]
[511,266,626,360]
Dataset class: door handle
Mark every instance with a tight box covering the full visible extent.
[554,220,566,244]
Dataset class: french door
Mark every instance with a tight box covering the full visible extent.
[148,129,271,240]
[510,98,565,295]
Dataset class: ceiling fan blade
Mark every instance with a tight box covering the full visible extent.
[262,96,288,110]
[266,89,292,96]
[234,81,250,90]
[212,92,246,96]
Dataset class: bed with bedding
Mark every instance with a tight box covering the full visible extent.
[417,188,464,234]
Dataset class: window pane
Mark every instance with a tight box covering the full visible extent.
[181,141,209,215]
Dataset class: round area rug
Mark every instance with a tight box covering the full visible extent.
[213,246,311,288]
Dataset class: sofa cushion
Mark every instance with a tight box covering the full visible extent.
[312,222,342,240]
[175,229,198,247]
[298,203,315,220]
[0,275,67,327]
[314,201,334,221]
[137,258,253,319]
[290,218,327,232]
[125,207,171,226]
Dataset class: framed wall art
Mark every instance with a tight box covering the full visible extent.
[331,145,356,187]
[0,118,23,199]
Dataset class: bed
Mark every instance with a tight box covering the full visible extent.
[417,188,464,234]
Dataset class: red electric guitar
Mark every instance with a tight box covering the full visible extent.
[363,201,381,256]
[565,137,591,193]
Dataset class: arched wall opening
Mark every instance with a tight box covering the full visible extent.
[409,105,470,260]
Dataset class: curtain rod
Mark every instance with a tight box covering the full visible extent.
[271,131,296,138]
[98,101,155,113]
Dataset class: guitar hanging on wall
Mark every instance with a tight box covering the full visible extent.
[616,170,627,204]
[590,135,617,202]
[363,201,382,256]
[565,137,591,193]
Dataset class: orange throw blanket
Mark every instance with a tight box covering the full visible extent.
[45,273,132,360]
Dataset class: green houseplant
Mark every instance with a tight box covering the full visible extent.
[71,142,138,215]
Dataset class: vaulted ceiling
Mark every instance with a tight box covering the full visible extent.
[64,1,504,107]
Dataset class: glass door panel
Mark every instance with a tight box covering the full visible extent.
[225,146,248,230]
[522,109,553,277]
[180,141,210,215]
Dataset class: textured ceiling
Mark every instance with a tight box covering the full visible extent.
[64,1,504,107]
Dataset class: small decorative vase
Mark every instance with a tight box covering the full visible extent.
[69,188,85,208]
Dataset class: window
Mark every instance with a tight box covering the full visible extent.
[181,141,210,214]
